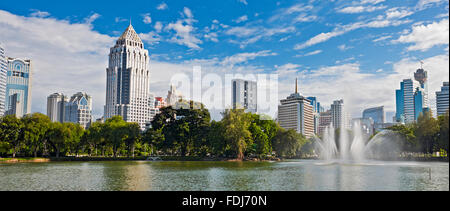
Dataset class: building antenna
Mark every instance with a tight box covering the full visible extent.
[295,78,298,94]
[420,60,424,69]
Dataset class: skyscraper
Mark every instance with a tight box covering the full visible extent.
[414,67,428,107]
[0,43,7,115]
[65,92,92,129]
[47,93,68,123]
[307,96,321,135]
[167,84,183,106]
[104,23,152,130]
[362,106,385,124]
[331,99,350,129]
[318,110,332,136]
[5,57,32,117]
[396,79,420,124]
[436,82,449,116]
[232,79,257,113]
[278,78,314,138]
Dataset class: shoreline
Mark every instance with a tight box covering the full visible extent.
[1,156,448,163]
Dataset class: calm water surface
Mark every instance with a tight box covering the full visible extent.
[0,160,448,191]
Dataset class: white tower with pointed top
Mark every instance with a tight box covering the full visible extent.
[104,24,151,129]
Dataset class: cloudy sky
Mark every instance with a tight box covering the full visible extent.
[0,0,448,121]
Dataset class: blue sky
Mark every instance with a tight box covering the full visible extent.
[0,0,449,121]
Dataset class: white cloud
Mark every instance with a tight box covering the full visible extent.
[294,13,317,22]
[338,44,352,51]
[294,15,411,50]
[337,5,387,14]
[303,50,323,56]
[139,31,160,45]
[238,0,248,5]
[142,13,152,24]
[157,2,168,10]
[373,35,392,42]
[0,10,114,117]
[154,21,163,32]
[221,50,277,66]
[393,19,449,51]
[29,10,50,18]
[165,7,202,49]
[226,25,295,48]
[233,15,248,23]
[416,0,449,10]
[385,8,413,19]
[84,13,100,24]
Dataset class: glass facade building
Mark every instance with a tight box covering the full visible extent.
[436,82,449,116]
[362,106,385,124]
[5,57,32,117]
[0,43,7,115]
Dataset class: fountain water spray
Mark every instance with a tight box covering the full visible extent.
[316,120,402,162]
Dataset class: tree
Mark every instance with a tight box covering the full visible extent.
[123,122,141,157]
[272,128,307,158]
[103,116,128,157]
[83,122,104,156]
[21,113,51,157]
[437,111,449,156]
[221,109,252,160]
[416,110,439,154]
[46,122,70,158]
[0,115,24,158]
[388,124,418,152]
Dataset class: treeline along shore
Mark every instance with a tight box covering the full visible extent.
[0,100,448,162]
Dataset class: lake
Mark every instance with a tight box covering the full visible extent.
[0,160,448,191]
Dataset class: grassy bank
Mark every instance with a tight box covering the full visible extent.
[0,157,50,163]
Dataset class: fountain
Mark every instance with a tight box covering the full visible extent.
[315,120,401,162]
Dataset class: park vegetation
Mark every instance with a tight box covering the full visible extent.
[0,101,311,160]
[387,110,449,157]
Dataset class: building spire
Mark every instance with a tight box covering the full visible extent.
[295,78,298,94]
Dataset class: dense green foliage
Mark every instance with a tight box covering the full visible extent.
[388,110,449,157]
[0,102,310,159]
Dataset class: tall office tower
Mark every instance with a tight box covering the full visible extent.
[307,96,320,135]
[232,79,257,113]
[414,67,428,108]
[5,57,32,117]
[104,23,152,130]
[65,92,92,129]
[362,106,385,124]
[0,43,7,115]
[166,84,183,106]
[278,78,314,138]
[47,93,68,123]
[331,99,350,129]
[436,82,449,116]
[318,110,332,136]
[395,79,420,124]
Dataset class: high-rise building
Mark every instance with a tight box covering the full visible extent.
[278,78,314,138]
[307,96,321,135]
[0,43,7,115]
[5,57,32,117]
[362,106,385,124]
[166,84,183,106]
[155,97,167,109]
[352,117,374,137]
[395,79,420,124]
[436,82,449,116]
[318,110,332,136]
[47,93,68,123]
[414,67,428,107]
[65,92,92,128]
[232,79,257,113]
[104,23,152,130]
[331,99,350,129]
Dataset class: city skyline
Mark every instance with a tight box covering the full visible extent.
[0,0,449,121]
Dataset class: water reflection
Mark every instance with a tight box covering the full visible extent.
[0,160,448,191]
